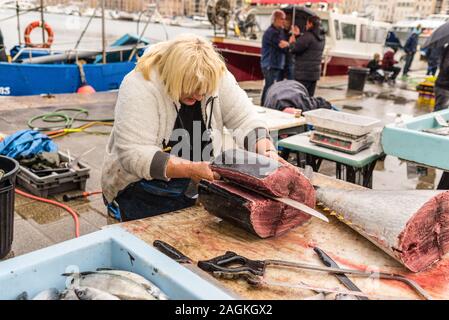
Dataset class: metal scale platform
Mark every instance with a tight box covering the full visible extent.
[304,109,381,154]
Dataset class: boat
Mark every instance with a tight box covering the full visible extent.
[210,5,392,81]
[0,34,150,96]
[392,14,449,46]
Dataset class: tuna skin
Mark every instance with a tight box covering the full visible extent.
[316,188,449,272]
[200,151,316,238]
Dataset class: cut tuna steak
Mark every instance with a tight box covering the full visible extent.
[198,150,316,238]
[316,188,449,272]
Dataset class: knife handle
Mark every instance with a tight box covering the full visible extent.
[313,247,338,268]
[153,240,192,264]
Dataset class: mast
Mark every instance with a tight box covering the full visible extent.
[101,0,106,63]
[40,0,45,45]
[16,1,21,45]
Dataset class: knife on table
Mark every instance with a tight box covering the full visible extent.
[314,247,369,300]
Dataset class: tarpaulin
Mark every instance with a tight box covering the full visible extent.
[0,130,57,159]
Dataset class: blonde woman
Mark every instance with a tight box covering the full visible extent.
[101,34,283,221]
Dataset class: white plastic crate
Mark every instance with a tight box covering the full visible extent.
[303,109,381,136]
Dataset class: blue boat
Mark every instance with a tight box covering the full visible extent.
[0,34,150,96]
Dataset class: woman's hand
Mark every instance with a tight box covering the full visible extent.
[166,157,219,183]
[188,162,220,183]
[289,34,296,44]
[292,25,300,36]
[279,40,290,49]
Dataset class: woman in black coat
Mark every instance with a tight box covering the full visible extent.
[289,16,325,96]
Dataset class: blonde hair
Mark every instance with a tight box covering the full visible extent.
[136,34,226,102]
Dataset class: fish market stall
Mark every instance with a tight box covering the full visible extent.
[120,171,449,300]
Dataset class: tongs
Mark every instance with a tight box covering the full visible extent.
[198,251,432,300]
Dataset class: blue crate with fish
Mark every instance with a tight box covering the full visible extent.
[381,109,449,170]
[0,227,235,300]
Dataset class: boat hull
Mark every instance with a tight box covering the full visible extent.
[212,37,370,81]
[0,61,135,96]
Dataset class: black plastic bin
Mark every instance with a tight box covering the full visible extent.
[347,67,370,92]
[0,156,19,259]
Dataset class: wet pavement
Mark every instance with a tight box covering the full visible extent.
[0,69,441,260]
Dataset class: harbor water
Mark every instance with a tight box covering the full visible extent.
[0,8,214,52]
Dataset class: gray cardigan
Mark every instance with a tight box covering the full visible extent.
[101,69,269,203]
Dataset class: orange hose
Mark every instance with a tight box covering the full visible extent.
[15,189,80,238]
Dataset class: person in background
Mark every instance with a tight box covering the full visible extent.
[402,25,422,77]
[367,53,381,77]
[426,46,441,76]
[382,47,401,81]
[434,43,449,112]
[0,28,7,62]
[283,12,295,80]
[289,15,325,96]
[263,79,332,113]
[433,43,449,190]
[260,10,290,105]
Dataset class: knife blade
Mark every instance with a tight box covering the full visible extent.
[223,179,329,223]
[313,247,368,300]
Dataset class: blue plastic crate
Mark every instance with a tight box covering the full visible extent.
[0,227,234,300]
[381,109,449,170]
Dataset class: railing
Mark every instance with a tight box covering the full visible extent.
[12,44,150,63]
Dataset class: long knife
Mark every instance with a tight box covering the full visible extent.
[314,247,368,300]
[224,179,329,223]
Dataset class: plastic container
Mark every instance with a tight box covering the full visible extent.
[303,109,381,136]
[0,156,19,259]
[348,67,370,91]
[0,227,235,300]
[16,152,90,198]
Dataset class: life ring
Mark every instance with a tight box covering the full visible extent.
[24,21,54,48]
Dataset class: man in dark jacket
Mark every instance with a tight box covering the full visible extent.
[433,43,449,190]
[402,26,421,77]
[263,79,332,112]
[426,46,441,76]
[260,10,289,105]
[381,47,401,80]
[289,15,325,96]
[283,13,295,81]
[434,43,449,112]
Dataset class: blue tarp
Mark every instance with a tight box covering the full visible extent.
[0,130,57,159]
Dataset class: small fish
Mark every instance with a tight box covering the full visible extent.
[32,288,60,300]
[96,269,169,300]
[75,287,120,300]
[59,289,79,300]
[63,272,156,300]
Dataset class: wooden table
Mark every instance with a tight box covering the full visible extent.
[278,132,384,188]
[120,172,449,300]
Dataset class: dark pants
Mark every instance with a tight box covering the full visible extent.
[297,80,317,96]
[402,52,415,76]
[434,86,449,112]
[383,66,401,80]
[261,67,283,106]
[438,172,449,190]
[427,66,438,76]
[113,178,196,222]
